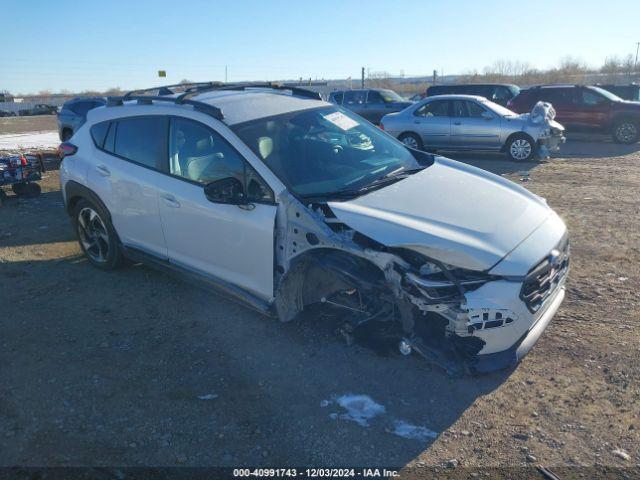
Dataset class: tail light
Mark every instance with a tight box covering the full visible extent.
[58,142,78,158]
[19,155,27,166]
[379,122,385,131]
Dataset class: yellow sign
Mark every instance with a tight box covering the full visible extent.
[158,70,166,78]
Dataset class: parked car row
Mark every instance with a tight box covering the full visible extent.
[18,104,59,116]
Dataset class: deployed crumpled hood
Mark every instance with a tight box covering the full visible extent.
[328,157,552,271]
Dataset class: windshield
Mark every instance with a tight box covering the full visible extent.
[481,99,517,117]
[380,89,404,103]
[232,106,425,198]
[590,86,623,102]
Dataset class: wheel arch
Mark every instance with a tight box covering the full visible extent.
[501,131,536,153]
[274,247,389,323]
[609,113,640,131]
[65,180,112,222]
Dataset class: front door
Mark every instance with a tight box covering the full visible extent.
[156,116,277,300]
[450,100,501,149]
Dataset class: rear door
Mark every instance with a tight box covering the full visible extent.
[155,116,277,300]
[87,116,169,258]
[412,99,451,147]
[363,90,387,124]
[573,88,611,129]
[535,88,577,126]
[450,99,501,149]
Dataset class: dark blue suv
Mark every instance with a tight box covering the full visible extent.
[57,97,106,141]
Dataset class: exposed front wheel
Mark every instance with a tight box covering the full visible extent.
[612,119,639,144]
[398,132,424,151]
[73,199,123,270]
[506,135,535,161]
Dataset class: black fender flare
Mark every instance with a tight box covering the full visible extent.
[64,180,111,221]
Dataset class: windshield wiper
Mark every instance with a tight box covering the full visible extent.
[299,166,427,202]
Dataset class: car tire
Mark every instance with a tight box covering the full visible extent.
[612,119,639,144]
[73,198,123,270]
[398,132,424,151]
[61,129,73,142]
[506,134,536,162]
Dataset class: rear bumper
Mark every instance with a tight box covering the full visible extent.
[470,285,565,374]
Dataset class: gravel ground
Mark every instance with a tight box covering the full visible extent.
[0,121,638,477]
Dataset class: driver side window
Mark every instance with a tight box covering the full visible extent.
[580,89,605,106]
[169,117,273,202]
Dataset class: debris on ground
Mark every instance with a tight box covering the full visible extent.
[197,393,218,400]
[612,448,631,461]
[391,420,438,442]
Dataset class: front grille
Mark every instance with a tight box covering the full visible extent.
[520,235,570,312]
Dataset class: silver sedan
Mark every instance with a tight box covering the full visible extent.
[380,94,565,161]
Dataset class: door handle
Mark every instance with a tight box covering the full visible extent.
[161,194,180,208]
[95,165,110,177]
[453,121,462,125]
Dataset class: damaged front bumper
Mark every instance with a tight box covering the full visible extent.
[537,132,565,158]
[471,284,565,373]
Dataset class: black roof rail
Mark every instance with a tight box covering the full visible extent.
[122,82,224,100]
[106,94,224,120]
[110,81,320,122]
[176,82,322,102]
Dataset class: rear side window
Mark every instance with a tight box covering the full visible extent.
[71,101,98,116]
[90,121,110,148]
[114,117,166,168]
[537,88,575,105]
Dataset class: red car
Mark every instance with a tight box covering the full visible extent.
[508,84,640,144]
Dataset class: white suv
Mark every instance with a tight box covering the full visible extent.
[59,83,569,374]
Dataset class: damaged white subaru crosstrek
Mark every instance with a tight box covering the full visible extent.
[59,83,569,374]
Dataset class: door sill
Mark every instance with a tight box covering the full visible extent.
[121,245,274,317]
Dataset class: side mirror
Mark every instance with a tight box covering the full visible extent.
[204,177,246,205]
[481,111,494,120]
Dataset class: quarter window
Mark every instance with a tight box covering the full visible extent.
[90,121,110,148]
[114,117,166,168]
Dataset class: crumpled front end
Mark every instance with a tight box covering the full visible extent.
[521,101,566,158]
[272,182,569,375]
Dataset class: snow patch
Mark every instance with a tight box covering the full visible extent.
[326,394,385,426]
[0,131,60,152]
[391,420,438,442]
